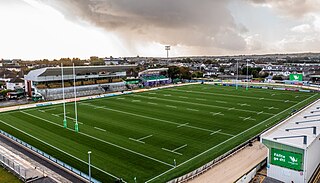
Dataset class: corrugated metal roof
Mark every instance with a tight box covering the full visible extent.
[25,65,136,81]
[261,98,320,149]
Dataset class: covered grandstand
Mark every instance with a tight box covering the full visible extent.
[24,65,136,100]
[261,99,320,183]
[138,68,171,87]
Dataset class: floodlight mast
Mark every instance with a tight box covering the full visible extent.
[73,63,79,132]
[165,46,171,59]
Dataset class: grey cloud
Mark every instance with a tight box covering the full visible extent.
[247,0,320,17]
[36,0,250,52]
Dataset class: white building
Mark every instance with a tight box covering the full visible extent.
[261,99,320,183]
[6,77,24,90]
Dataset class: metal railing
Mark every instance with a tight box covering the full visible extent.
[0,130,101,183]
[0,153,28,181]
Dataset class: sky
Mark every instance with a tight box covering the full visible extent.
[0,0,320,60]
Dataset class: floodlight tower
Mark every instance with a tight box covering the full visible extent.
[165,46,171,59]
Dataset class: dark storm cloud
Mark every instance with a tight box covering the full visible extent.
[37,0,248,51]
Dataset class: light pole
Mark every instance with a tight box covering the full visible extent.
[88,151,91,183]
[165,46,171,59]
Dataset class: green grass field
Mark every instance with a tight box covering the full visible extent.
[0,168,21,183]
[0,84,318,182]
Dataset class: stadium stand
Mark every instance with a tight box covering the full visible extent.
[24,65,136,100]
[138,68,171,87]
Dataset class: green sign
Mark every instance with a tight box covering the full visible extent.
[270,148,303,171]
[289,74,303,81]
[125,80,140,84]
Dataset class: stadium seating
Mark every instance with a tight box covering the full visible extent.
[141,75,167,81]
[37,85,105,100]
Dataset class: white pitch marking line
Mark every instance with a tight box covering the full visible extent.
[54,112,70,116]
[129,138,145,144]
[177,123,189,128]
[129,134,153,144]
[138,134,153,141]
[228,107,235,111]
[284,100,290,103]
[271,94,276,96]
[166,105,177,108]
[179,96,188,99]
[259,98,264,100]
[239,116,256,121]
[117,98,125,100]
[257,111,264,115]
[66,116,83,124]
[195,98,206,101]
[264,106,279,110]
[163,94,172,97]
[186,108,199,112]
[51,114,60,117]
[162,148,182,155]
[19,111,174,168]
[168,88,296,103]
[81,103,235,137]
[94,127,106,132]
[39,110,45,113]
[218,132,235,137]
[132,100,141,102]
[133,94,275,115]
[145,93,319,183]
[173,144,188,152]
[148,102,158,105]
[42,108,56,112]
[237,103,251,107]
[216,101,227,104]
[210,112,224,116]
[0,119,122,181]
[210,129,221,135]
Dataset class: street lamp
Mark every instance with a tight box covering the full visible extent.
[88,151,91,183]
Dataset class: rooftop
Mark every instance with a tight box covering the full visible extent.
[262,99,320,149]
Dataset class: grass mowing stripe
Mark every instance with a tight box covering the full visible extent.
[145,93,318,183]
[169,88,297,103]
[81,103,234,137]
[0,119,122,181]
[133,94,276,116]
[20,110,175,168]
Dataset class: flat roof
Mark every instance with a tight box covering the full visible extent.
[25,65,136,81]
[261,99,320,149]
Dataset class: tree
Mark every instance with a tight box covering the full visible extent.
[272,75,283,80]
[168,66,192,79]
[219,67,225,73]
[168,66,181,79]
[192,71,204,78]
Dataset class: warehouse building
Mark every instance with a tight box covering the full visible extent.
[261,99,320,183]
